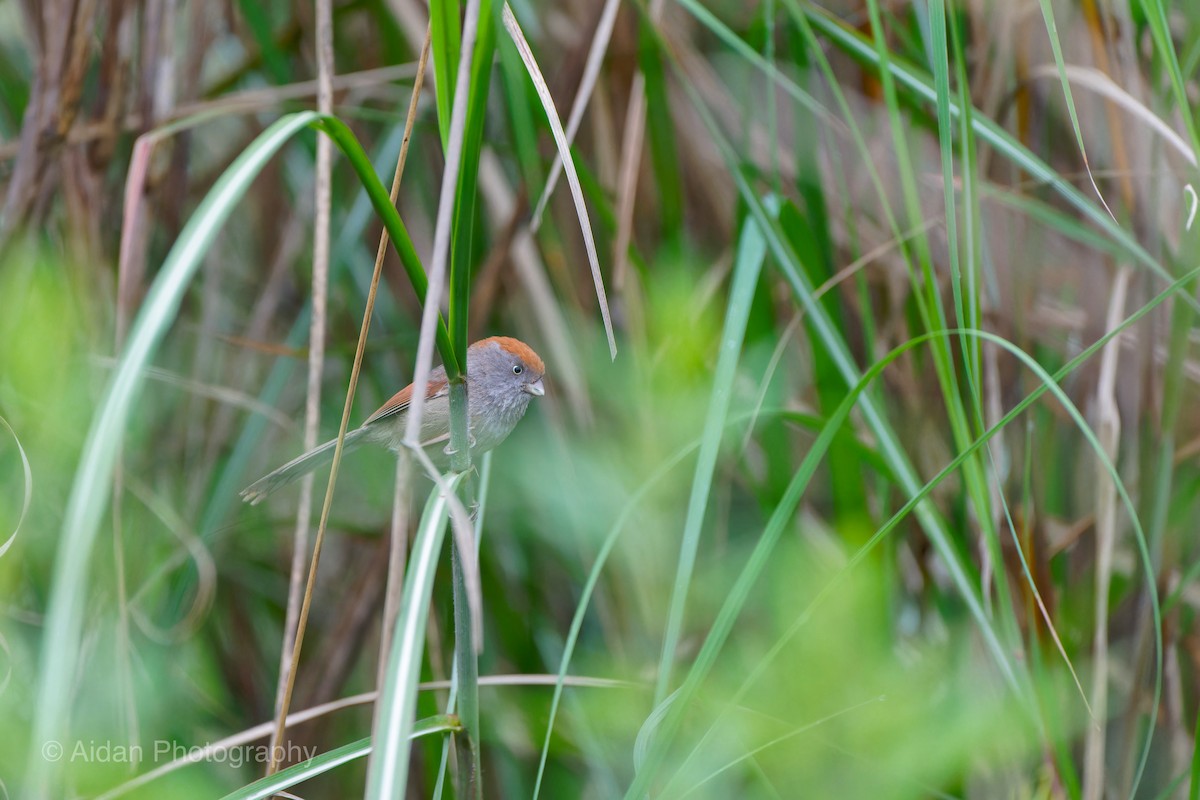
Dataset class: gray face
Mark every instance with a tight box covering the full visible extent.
[464,341,545,452]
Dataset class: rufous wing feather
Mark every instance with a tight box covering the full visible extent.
[363,377,449,426]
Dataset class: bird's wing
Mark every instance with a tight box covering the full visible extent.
[364,375,449,426]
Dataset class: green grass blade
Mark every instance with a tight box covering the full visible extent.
[1130,4,1200,792]
[366,473,466,798]
[922,0,1021,675]
[234,0,293,84]
[1190,704,1200,800]
[227,738,374,800]
[638,21,683,241]
[654,202,770,703]
[0,413,31,559]
[430,0,463,149]
[450,523,482,798]
[629,349,872,796]
[443,12,496,789]
[779,199,867,522]
[1033,0,1116,218]
[220,718,461,800]
[449,0,496,362]
[673,0,834,125]
[315,115,460,377]
[202,123,412,544]
[857,2,1006,650]
[1140,0,1200,152]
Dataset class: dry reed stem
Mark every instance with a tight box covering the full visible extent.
[378,28,434,690]
[266,0,337,775]
[1083,265,1130,800]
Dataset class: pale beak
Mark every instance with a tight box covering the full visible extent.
[524,378,545,397]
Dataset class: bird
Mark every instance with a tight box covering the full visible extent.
[240,336,545,505]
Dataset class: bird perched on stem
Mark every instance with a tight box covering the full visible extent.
[241,336,545,504]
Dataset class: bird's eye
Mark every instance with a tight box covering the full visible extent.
[512,364,523,375]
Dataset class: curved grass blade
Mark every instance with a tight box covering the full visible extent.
[1027,64,1195,166]
[315,115,459,377]
[27,107,468,797]
[24,111,322,798]
[219,717,460,800]
[0,413,31,559]
[501,3,617,359]
[1034,0,1118,221]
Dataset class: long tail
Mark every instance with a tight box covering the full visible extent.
[240,427,369,505]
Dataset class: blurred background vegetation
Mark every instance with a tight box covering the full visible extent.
[2,0,1200,797]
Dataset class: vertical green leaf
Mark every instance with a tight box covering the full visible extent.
[366,474,466,798]
[638,21,683,243]
[449,0,496,362]
[654,203,770,701]
[430,0,463,149]
[778,200,867,524]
